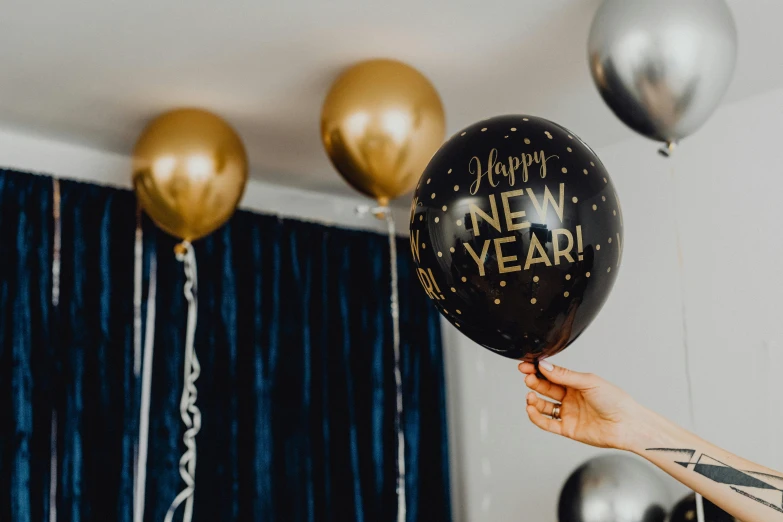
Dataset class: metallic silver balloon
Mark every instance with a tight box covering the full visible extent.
[558,454,671,522]
[588,0,738,155]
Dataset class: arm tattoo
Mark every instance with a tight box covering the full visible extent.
[647,448,783,514]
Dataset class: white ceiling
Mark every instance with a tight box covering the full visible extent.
[1,0,781,196]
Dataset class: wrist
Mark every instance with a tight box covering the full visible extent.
[621,405,679,455]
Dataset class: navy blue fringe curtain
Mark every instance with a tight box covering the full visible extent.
[0,168,451,522]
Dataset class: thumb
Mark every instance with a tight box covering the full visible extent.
[538,360,595,390]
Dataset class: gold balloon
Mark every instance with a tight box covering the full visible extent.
[321,59,446,206]
[132,109,248,242]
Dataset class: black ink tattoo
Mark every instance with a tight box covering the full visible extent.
[647,448,783,514]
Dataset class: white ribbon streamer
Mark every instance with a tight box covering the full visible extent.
[165,242,201,522]
[50,178,61,522]
[384,210,406,522]
[134,210,143,378]
[134,249,156,522]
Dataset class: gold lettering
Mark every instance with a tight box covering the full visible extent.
[494,236,521,273]
[469,195,502,236]
[469,149,500,195]
[464,240,491,276]
[526,183,565,223]
[417,268,439,299]
[410,229,421,264]
[500,190,529,231]
[525,234,552,269]
[427,268,443,294]
[552,228,575,265]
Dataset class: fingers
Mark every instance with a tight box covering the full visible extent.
[526,392,558,417]
[536,360,597,390]
[522,371,566,402]
[526,405,562,436]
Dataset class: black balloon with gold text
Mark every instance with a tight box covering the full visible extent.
[410,115,623,360]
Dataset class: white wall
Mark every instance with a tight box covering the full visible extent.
[0,127,409,233]
[443,87,783,521]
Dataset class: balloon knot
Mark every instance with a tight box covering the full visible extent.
[658,141,678,158]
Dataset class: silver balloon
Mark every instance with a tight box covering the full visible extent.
[558,454,671,522]
[588,0,738,155]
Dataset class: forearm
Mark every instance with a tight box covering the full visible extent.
[627,408,783,522]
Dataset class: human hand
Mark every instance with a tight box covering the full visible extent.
[518,360,652,451]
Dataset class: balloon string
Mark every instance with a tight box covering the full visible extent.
[50,178,60,522]
[670,165,705,522]
[134,209,143,378]
[383,209,407,522]
[134,250,157,522]
[165,242,201,522]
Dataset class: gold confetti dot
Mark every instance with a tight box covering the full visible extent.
[447,168,452,174]
[567,147,572,152]
[456,219,463,226]
[422,243,426,249]
[434,217,440,223]
[603,177,607,183]
[590,161,595,166]
[443,309,448,314]
[451,287,456,293]
[533,276,540,283]
[564,291,570,297]
[454,185,459,191]
[586,272,591,278]
[613,210,617,216]
[608,237,612,243]
[561,167,568,174]
[431,193,436,199]
[419,215,423,221]
[523,118,529,121]
[460,132,466,136]
[565,274,571,280]
[524,138,531,144]
[504,135,509,138]
[500,281,506,287]
[461,276,467,283]
[481,128,487,132]
[530,298,537,304]
[449,247,455,253]
[602,196,606,201]
[568,135,573,139]
[457,309,462,314]
[442,205,447,211]
[607,267,611,273]
[583,169,588,175]
[572,196,578,203]
[596,244,601,251]
[545,131,553,139]
[511,127,517,131]
[592,204,598,211]
[437,252,442,257]
[426,178,431,184]
[494,299,501,305]
[455,322,460,327]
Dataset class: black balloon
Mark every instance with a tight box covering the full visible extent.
[410,115,623,360]
[669,494,738,522]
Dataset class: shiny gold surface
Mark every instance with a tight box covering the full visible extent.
[132,108,248,241]
[321,59,445,204]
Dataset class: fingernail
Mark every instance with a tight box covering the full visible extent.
[539,359,554,371]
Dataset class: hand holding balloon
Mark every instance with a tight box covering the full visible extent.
[519,360,645,450]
